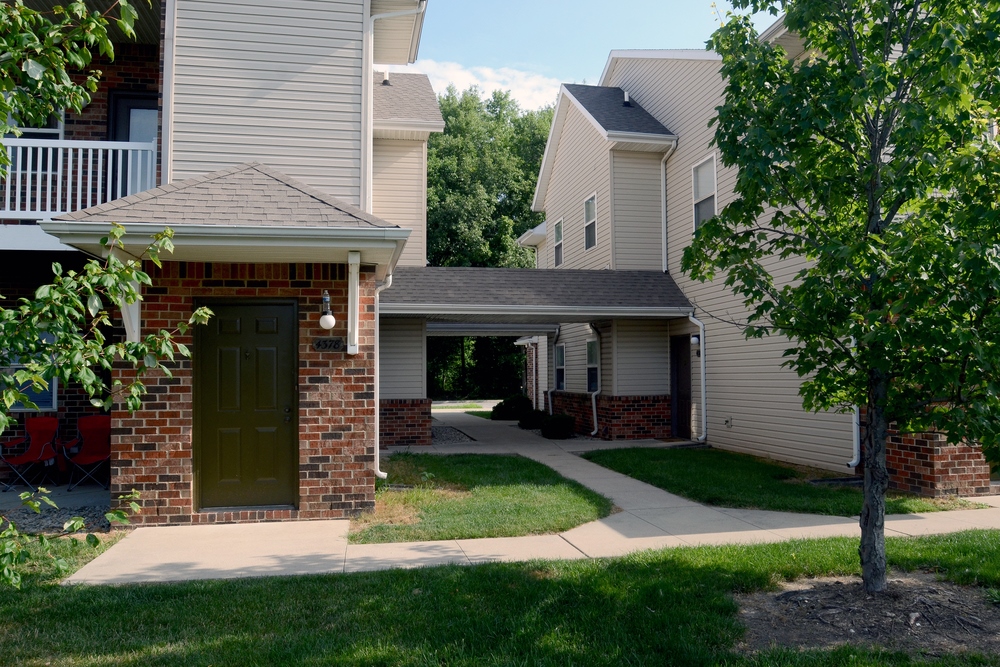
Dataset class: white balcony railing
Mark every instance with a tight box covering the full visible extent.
[1,138,158,220]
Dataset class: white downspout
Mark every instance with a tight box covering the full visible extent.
[589,324,602,436]
[347,251,361,355]
[547,325,561,415]
[847,337,861,468]
[365,0,428,212]
[689,314,707,442]
[661,138,678,273]
[373,274,393,479]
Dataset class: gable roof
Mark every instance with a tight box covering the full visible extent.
[599,49,722,87]
[374,72,444,125]
[382,266,692,323]
[563,84,674,138]
[532,84,678,212]
[54,162,394,229]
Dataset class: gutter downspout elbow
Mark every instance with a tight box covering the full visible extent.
[688,314,707,443]
[589,323,602,436]
[373,274,393,480]
[661,138,677,273]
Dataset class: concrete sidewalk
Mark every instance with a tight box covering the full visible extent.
[65,411,1000,585]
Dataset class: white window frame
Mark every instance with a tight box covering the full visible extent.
[583,192,597,250]
[554,343,566,390]
[3,367,59,412]
[586,339,599,393]
[553,219,564,267]
[691,154,717,233]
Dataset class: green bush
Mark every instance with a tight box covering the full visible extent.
[518,409,548,430]
[541,413,575,439]
[491,394,533,421]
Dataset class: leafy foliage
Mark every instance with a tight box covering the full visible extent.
[0,0,143,172]
[426,87,554,398]
[684,0,1000,590]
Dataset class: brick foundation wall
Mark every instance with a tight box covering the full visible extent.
[885,431,993,497]
[111,261,378,526]
[549,391,672,440]
[380,399,432,448]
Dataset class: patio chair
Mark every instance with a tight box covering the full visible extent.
[62,415,112,492]
[0,416,59,492]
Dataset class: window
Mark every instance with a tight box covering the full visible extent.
[586,340,599,392]
[692,156,717,230]
[554,344,566,390]
[3,368,58,412]
[584,194,597,249]
[553,219,563,267]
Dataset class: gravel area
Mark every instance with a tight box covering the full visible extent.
[2,505,111,535]
[432,424,474,443]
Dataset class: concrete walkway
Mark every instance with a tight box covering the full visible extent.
[65,412,1000,585]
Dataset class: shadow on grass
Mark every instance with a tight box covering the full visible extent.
[6,533,999,666]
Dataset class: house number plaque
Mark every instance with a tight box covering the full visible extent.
[312,337,346,352]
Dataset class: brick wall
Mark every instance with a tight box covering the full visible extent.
[549,391,672,440]
[111,261,378,526]
[380,398,432,448]
[885,431,993,497]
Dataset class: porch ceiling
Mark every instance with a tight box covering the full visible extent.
[381,266,693,324]
[24,1,162,45]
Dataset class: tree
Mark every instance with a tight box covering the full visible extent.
[684,0,1000,593]
[1,0,140,152]
[426,87,553,398]
[1,225,212,587]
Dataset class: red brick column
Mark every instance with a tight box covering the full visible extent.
[550,392,672,440]
[885,431,993,497]
[111,261,377,526]
[379,398,432,448]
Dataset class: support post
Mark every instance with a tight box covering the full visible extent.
[347,251,361,355]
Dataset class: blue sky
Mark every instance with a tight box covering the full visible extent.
[390,0,780,109]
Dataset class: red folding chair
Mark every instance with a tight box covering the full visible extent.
[0,416,59,492]
[62,415,112,491]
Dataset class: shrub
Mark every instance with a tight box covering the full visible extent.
[541,414,575,439]
[518,409,548,430]
[491,394,533,421]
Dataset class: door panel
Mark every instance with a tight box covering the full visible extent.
[197,303,297,509]
[670,335,692,440]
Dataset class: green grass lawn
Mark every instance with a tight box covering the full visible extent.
[350,453,613,543]
[465,409,493,419]
[432,402,483,410]
[582,447,984,516]
[3,530,999,665]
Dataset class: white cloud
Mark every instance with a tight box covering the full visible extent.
[386,60,562,110]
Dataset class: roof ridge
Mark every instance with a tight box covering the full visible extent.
[246,163,387,228]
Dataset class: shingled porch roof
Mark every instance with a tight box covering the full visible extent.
[39,163,410,278]
[381,266,693,325]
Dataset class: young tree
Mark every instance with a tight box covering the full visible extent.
[684,0,1000,592]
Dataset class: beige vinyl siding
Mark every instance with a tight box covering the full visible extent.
[171,0,364,204]
[533,238,548,268]
[612,151,663,270]
[607,57,853,472]
[550,322,610,395]
[372,139,427,266]
[543,104,612,270]
[380,318,426,399]
[613,320,671,395]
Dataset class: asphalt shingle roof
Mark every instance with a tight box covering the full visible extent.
[382,266,691,310]
[373,72,444,125]
[563,84,674,137]
[54,163,396,228]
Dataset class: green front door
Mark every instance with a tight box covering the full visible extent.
[195,302,298,509]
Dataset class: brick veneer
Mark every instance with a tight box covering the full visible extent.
[548,391,672,440]
[379,399,432,447]
[885,430,993,497]
[111,261,378,526]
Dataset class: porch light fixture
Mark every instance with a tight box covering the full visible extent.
[319,290,336,330]
[690,334,700,346]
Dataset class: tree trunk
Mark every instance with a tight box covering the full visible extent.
[860,371,891,593]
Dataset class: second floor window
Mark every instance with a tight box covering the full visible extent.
[554,220,563,267]
[554,344,566,390]
[584,194,597,249]
[693,156,716,230]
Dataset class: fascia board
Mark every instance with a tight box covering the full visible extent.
[531,86,571,212]
[408,5,425,63]
[600,49,723,86]
[373,119,445,132]
[606,131,678,144]
[758,14,787,43]
[380,303,694,318]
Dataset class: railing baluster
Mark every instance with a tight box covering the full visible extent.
[117,149,125,197]
[4,145,11,212]
[97,148,105,205]
[86,149,93,209]
[56,147,64,213]
[76,147,82,212]
[14,146,22,212]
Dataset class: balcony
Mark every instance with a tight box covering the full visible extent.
[1,138,158,220]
